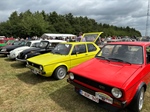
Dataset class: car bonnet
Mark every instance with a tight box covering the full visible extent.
[27,53,70,66]
[69,58,141,88]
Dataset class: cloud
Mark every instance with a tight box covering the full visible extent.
[0,0,148,36]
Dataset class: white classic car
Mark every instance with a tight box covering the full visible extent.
[7,40,41,59]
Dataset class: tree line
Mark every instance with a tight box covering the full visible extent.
[0,10,142,38]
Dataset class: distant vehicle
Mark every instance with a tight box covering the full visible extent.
[41,33,76,40]
[16,40,66,62]
[141,36,150,42]
[7,40,41,59]
[0,40,28,56]
[0,37,15,47]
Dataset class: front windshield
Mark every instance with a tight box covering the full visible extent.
[52,43,72,55]
[83,34,98,42]
[18,41,26,45]
[96,44,143,64]
[38,41,49,48]
[12,41,21,45]
[25,42,31,47]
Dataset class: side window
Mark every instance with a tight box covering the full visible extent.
[71,44,86,55]
[146,46,150,63]
[78,44,86,53]
[87,44,97,52]
[32,43,38,47]
[33,43,40,47]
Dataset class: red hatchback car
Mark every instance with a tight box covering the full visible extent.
[67,42,150,112]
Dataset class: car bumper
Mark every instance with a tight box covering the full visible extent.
[67,79,127,110]
[26,64,46,75]
[7,54,16,59]
[16,58,27,62]
[0,51,9,55]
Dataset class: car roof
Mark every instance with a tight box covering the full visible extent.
[107,41,150,46]
[62,42,96,45]
[28,40,41,43]
[41,40,66,43]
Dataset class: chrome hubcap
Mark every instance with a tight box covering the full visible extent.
[57,68,66,79]
[139,88,144,110]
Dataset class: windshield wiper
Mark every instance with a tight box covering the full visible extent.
[96,56,110,62]
[52,51,62,55]
[108,58,131,64]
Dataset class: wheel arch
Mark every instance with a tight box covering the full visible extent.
[129,82,146,106]
[52,64,69,75]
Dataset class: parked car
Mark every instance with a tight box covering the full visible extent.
[7,40,41,59]
[0,40,28,56]
[0,37,14,47]
[67,42,150,112]
[140,36,150,42]
[26,42,100,80]
[16,40,66,62]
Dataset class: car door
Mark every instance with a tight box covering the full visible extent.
[70,44,88,68]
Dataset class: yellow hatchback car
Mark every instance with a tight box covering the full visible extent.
[26,42,100,80]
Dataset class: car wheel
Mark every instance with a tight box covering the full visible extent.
[129,87,145,112]
[53,66,67,80]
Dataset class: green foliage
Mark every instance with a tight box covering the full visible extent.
[0,10,142,38]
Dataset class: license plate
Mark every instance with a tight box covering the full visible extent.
[95,92,113,104]
[32,69,38,74]
[79,90,99,103]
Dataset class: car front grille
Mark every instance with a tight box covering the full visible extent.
[28,61,40,69]
[74,74,112,93]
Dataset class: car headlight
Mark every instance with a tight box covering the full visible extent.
[39,66,43,70]
[1,48,6,51]
[69,73,74,80]
[111,88,122,98]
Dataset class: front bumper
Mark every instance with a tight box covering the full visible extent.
[16,58,27,62]
[26,64,46,75]
[67,79,127,111]
[7,54,16,59]
[0,51,9,55]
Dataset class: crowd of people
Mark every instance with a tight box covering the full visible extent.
[3,32,140,44]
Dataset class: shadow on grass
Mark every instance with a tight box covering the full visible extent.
[10,61,26,68]
[16,70,56,85]
[4,58,16,62]
[49,84,131,112]
[0,54,7,57]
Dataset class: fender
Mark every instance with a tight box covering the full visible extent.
[129,82,146,106]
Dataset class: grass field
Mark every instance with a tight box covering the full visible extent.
[0,55,150,112]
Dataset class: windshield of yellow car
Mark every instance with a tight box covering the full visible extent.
[52,43,72,55]
[96,44,143,64]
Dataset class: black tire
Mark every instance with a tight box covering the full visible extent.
[129,87,145,112]
[53,66,67,80]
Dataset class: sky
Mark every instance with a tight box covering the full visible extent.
[0,0,149,36]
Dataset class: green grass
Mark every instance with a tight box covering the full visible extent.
[0,55,150,112]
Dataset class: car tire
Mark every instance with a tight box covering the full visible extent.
[129,87,145,112]
[53,66,67,80]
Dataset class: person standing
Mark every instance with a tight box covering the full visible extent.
[76,32,83,42]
